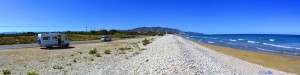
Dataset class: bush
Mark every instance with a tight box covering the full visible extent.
[89,48,97,54]
[119,47,131,50]
[2,69,11,75]
[140,48,147,51]
[95,53,101,57]
[78,51,82,54]
[114,33,128,38]
[142,38,152,46]
[119,47,126,50]
[119,51,127,54]
[73,59,77,63]
[27,71,39,75]
[104,49,111,54]
[70,54,74,56]
[53,65,63,69]
[90,58,94,61]
[132,52,140,56]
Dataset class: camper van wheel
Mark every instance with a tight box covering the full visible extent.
[63,44,69,48]
[65,44,69,48]
[46,46,52,49]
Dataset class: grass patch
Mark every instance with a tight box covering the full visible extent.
[89,48,97,54]
[27,71,39,75]
[142,38,152,46]
[104,49,111,54]
[140,48,147,51]
[119,47,131,50]
[90,58,94,61]
[2,69,11,75]
[53,65,63,69]
[132,51,140,56]
[73,59,77,63]
[78,51,82,54]
[119,51,127,54]
[95,53,101,57]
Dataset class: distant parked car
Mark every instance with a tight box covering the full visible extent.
[37,33,70,48]
[100,36,112,41]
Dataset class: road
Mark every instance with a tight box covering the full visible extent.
[0,37,141,50]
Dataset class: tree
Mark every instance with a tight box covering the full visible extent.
[90,30,97,34]
[66,30,71,34]
[98,29,108,35]
[109,29,120,35]
[26,32,36,36]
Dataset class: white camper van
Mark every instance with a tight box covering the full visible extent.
[37,33,70,48]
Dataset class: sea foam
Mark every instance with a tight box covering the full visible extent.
[229,39,237,41]
[238,39,245,40]
[269,39,276,42]
[208,41,215,43]
[262,43,299,49]
[247,41,256,43]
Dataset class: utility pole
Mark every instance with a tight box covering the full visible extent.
[86,26,87,35]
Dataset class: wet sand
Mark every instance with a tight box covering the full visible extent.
[197,42,300,74]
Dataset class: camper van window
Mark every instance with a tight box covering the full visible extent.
[65,36,68,40]
[52,36,57,40]
[43,37,50,40]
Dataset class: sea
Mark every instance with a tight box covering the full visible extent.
[182,33,300,58]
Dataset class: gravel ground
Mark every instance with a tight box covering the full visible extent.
[90,34,293,75]
[0,35,294,75]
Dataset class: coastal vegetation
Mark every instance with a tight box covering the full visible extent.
[2,69,11,75]
[142,38,152,46]
[89,48,97,54]
[26,71,39,75]
[53,65,63,69]
[95,53,101,57]
[104,49,111,54]
[0,29,167,45]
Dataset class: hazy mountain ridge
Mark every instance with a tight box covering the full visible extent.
[127,27,183,33]
[0,27,201,34]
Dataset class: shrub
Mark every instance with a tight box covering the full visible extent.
[70,54,74,56]
[142,38,151,46]
[78,51,82,54]
[119,51,127,54]
[114,33,128,38]
[90,58,94,61]
[104,49,111,54]
[27,71,39,75]
[73,59,77,63]
[119,47,126,50]
[119,47,131,50]
[95,53,101,57]
[53,65,63,69]
[132,52,140,56]
[140,48,147,51]
[2,69,11,75]
[89,48,97,54]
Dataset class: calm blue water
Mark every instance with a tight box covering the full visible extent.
[182,34,300,58]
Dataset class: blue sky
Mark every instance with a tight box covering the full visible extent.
[0,0,299,34]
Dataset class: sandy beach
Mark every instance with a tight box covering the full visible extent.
[0,34,295,75]
[197,41,300,74]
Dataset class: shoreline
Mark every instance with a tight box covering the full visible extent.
[193,40,300,74]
